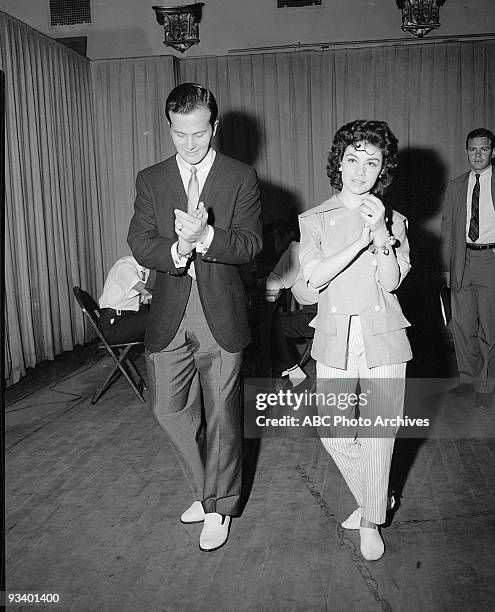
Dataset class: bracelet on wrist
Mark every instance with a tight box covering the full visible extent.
[177,246,194,258]
[372,241,390,256]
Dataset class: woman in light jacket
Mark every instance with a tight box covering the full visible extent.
[299,120,412,561]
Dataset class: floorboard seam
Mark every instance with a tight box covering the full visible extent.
[389,508,495,527]
[295,464,394,612]
[6,395,94,452]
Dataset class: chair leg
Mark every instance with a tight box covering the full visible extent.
[125,352,147,391]
[91,345,146,405]
[299,339,313,369]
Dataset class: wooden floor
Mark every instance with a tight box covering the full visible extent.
[5,349,495,612]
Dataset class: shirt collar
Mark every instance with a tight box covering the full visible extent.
[470,164,493,179]
[176,148,216,174]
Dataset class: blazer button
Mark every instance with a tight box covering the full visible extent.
[329,219,336,226]
[374,305,381,311]
[372,259,378,266]
[331,306,337,312]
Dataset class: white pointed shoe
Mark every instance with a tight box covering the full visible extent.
[199,513,231,552]
[180,501,205,524]
[341,507,362,530]
[360,526,385,561]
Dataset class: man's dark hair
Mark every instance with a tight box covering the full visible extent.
[327,120,399,196]
[465,128,495,149]
[165,83,218,126]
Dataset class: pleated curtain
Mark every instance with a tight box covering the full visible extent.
[178,42,495,214]
[90,56,178,272]
[1,12,102,385]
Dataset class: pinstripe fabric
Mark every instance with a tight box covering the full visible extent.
[318,316,406,525]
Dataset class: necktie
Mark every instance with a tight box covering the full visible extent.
[187,166,199,214]
[468,173,480,242]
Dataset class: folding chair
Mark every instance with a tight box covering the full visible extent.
[299,337,313,369]
[277,289,314,370]
[72,286,147,405]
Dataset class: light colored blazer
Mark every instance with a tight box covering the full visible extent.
[299,196,412,369]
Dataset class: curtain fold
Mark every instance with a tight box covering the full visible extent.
[179,41,495,218]
[1,12,103,385]
[90,56,178,272]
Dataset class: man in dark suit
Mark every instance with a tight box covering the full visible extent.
[128,83,262,551]
[441,128,495,409]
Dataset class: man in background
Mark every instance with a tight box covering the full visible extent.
[441,128,495,409]
[99,255,151,344]
[260,239,317,385]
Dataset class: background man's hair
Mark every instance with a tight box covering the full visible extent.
[465,127,495,149]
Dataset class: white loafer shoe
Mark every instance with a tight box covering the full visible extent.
[360,526,385,561]
[343,495,395,530]
[180,501,205,524]
[341,507,362,529]
[199,513,231,552]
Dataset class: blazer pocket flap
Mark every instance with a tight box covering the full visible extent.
[371,311,411,336]
[311,314,337,336]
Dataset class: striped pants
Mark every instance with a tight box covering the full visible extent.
[317,316,406,525]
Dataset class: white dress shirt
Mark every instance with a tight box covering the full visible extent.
[171,149,216,276]
[465,165,495,243]
[265,241,318,306]
[99,256,149,311]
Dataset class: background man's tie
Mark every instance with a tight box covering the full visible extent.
[187,166,199,214]
[468,173,480,242]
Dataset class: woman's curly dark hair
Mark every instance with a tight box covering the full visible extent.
[326,120,399,196]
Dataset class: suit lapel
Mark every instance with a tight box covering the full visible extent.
[455,172,469,233]
[199,152,222,204]
[167,157,187,211]
[168,151,223,211]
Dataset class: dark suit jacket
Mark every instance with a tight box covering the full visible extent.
[440,168,495,292]
[127,152,262,353]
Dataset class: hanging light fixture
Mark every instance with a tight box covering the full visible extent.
[396,0,446,38]
[152,3,205,53]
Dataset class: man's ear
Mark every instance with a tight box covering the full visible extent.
[212,119,219,138]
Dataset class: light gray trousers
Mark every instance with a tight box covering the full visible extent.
[451,248,495,393]
[146,281,243,515]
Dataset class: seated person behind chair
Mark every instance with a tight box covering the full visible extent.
[99,255,151,345]
[260,240,318,383]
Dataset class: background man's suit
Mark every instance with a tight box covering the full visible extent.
[441,168,495,394]
[128,151,262,515]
